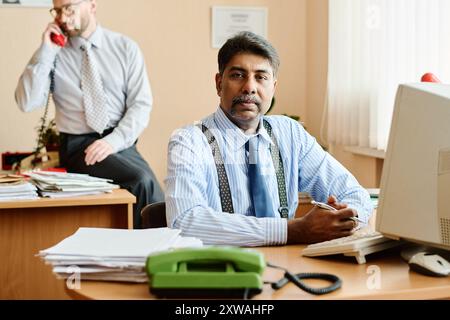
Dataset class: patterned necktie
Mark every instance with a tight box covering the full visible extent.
[80,41,109,134]
[247,136,276,218]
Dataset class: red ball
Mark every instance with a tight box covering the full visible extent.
[421,73,441,83]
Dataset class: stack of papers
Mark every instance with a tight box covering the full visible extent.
[39,227,203,283]
[27,171,119,198]
[0,175,38,201]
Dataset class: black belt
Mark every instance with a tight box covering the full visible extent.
[60,127,115,140]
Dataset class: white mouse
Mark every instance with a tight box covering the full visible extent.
[408,252,450,277]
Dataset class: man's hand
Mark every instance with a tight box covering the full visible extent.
[327,195,348,210]
[287,206,357,244]
[328,195,362,228]
[84,140,114,166]
[43,22,64,49]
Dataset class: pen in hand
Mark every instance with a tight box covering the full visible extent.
[310,200,364,224]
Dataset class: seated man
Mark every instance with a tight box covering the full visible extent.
[165,31,373,246]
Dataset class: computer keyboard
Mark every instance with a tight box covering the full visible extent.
[301,230,401,264]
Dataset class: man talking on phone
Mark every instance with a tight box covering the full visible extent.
[15,0,164,228]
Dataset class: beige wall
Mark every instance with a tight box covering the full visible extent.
[0,0,307,186]
[305,0,328,142]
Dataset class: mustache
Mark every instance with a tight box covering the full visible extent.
[231,95,262,109]
[59,21,82,35]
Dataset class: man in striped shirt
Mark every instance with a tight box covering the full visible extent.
[165,32,373,246]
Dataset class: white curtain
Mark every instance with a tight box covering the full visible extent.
[327,0,450,150]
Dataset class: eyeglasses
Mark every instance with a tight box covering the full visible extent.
[49,0,88,18]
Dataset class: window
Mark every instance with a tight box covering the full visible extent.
[327,0,450,150]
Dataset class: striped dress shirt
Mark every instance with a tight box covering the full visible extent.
[165,107,373,246]
[15,25,152,153]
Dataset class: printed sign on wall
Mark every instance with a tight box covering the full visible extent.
[212,6,268,49]
[1,0,52,7]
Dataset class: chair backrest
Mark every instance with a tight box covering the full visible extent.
[141,202,167,228]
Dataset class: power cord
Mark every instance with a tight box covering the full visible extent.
[266,263,342,295]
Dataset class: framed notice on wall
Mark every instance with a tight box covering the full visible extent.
[1,0,52,7]
[212,6,268,49]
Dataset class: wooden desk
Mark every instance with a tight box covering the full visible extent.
[66,245,450,300]
[0,189,135,300]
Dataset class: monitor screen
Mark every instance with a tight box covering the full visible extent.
[377,83,450,251]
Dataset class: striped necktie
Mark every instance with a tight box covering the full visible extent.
[80,41,109,134]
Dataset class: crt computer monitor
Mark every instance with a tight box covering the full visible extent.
[377,83,450,251]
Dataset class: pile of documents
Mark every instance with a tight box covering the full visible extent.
[0,174,38,201]
[39,227,203,283]
[27,171,119,198]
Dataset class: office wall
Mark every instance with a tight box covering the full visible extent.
[305,0,328,143]
[0,0,307,186]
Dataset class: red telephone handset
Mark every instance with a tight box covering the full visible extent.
[50,18,67,47]
[50,32,67,47]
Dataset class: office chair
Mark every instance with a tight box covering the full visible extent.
[141,201,167,228]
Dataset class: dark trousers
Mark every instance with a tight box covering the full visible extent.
[59,130,164,229]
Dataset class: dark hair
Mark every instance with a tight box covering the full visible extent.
[218,31,280,76]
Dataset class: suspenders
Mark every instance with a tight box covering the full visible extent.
[197,120,289,219]
[263,121,289,218]
[198,123,235,214]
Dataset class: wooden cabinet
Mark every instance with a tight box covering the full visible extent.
[0,190,135,299]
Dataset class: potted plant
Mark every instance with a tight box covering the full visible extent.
[29,113,60,168]
[38,119,60,152]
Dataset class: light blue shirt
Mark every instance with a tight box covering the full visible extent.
[15,25,152,153]
[165,107,373,246]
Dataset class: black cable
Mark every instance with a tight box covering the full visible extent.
[267,263,342,295]
[34,60,57,162]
